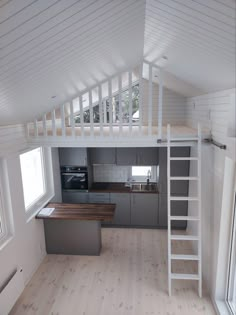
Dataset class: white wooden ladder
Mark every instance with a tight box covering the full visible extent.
[167,124,202,297]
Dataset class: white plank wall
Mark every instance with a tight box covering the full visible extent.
[186,89,236,143]
[0,125,28,156]
[142,79,187,126]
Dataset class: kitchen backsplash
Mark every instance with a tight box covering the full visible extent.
[93,165,130,182]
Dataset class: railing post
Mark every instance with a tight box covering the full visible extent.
[60,104,66,137]
[129,71,132,134]
[98,85,103,136]
[108,80,113,136]
[158,68,163,140]
[118,74,122,135]
[139,63,143,135]
[70,101,75,137]
[79,95,84,137]
[89,90,94,136]
[148,64,153,135]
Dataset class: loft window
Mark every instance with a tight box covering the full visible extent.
[20,147,45,210]
[227,193,236,314]
[74,83,140,125]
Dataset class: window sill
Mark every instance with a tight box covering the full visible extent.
[0,233,13,251]
[214,300,233,315]
[26,192,54,223]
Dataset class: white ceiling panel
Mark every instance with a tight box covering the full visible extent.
[0,0,146,125]
[144,0,236,94]
[0,0,235,126]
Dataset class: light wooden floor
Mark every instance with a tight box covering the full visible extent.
[10,228,216,315]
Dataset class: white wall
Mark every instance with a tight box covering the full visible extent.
[186,88,236,295]
[142,79,187,126]
[0,126,50,302]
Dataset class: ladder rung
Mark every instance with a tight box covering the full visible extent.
[170,196,199,201]
[171,254,199,260]
[170,216,199,221]
[170,177,198,180]
[170,235,199,241]
[171,273,199,280]
[170,157,199,161]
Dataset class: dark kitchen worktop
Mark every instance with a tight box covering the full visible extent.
[36,202,116,221]
[89,182,159,194]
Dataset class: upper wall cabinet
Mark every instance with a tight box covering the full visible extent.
[136,148,159,165]
[116,148,159,165]
[59,148,87,166]
[116,148,137,165]
[88,148,116,164]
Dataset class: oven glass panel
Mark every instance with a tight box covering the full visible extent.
[61,173,88,190]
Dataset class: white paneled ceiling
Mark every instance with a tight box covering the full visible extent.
[0,0,235,126]
[0,0,146,125]
[144,0,236,93]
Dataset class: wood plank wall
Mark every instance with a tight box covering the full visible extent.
[186,89,236,143]
[142,79,187,126]
[0,125,28,156]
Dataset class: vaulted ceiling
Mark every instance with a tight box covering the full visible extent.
[0,0,235,126]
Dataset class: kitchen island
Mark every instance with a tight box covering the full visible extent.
[36,202,115,255]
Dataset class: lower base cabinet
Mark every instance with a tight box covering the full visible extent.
[110,193,130,225]
[131,194,159,227]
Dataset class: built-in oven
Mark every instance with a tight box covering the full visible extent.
[61,166,88,191]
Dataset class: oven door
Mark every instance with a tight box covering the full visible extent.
[61,172,88,191]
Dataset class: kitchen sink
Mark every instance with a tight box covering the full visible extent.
[131,183,158,192]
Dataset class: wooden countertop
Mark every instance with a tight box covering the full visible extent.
[36,202,116,222]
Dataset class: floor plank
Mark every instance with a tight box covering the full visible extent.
[10,228,216,315]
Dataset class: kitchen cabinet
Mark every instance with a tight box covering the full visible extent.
[159,147,190,194]
[88,148,116,164]
[158,193,187,229]
[59,148,87,166]
[136,148,159,165]
[116,148,137,165]
[131,193,158,226]
[110,193,131,225]
[116,147,159,165]
[62,191,89,203]
[89,192,110,203]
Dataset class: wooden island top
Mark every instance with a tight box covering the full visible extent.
[36,202,116,222]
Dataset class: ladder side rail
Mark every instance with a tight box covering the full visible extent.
[198,123,202,297]
[167,124,171,296]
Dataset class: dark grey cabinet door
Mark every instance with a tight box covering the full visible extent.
[88,192,110,203]
[131,193,158,226]
[116,148,137,165]
[110,193,130,225]
[159,147,190,194]
[136,148,159,165]
[59,148,87,166]
[89,148,116,164]
[158,193,187,229]
[62,192,89,203]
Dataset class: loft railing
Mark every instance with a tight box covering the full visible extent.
[26,61,163,140]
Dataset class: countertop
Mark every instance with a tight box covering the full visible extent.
[36,202,116,221]
[89,182,159,194]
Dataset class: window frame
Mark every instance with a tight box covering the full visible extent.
[130,165,158,182]
[226,193,236,314]
[19,147,54,222]
[0,159,14,250]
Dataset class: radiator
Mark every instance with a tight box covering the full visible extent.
[0,269,24,315]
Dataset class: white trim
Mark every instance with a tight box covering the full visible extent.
[19,147,54,223]
[0,159,14,250]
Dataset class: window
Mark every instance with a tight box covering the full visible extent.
[0,159,13,248]
[74,83,140,125]
[20,147,45,210]
[131,166,158,182]
[227,193,236,314]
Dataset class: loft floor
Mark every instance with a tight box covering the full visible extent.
[29,125,209,139]
[10,229,216,315]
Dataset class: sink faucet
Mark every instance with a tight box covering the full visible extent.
[147,170,151,185]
